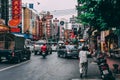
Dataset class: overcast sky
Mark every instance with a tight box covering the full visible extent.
[22,0,77,20]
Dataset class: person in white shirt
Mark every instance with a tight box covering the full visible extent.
[79,46,90,78]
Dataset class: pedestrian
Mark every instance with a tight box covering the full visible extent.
[79,46,90,78]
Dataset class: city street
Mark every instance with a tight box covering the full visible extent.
[0,0,120,80]
[0,52,102,80]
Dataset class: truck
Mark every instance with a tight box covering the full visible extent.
[0,33,31,63]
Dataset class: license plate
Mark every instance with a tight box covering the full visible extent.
[103,70,109,74]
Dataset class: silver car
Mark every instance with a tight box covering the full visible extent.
[57,44,78,58]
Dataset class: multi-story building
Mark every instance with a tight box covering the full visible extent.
[0,0,9,25]
[0,0,10,33]
[22,4,40,40]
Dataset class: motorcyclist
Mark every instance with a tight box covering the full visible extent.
[41,43,47,54]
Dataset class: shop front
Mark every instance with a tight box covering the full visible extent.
[0,19,10,33]
[105,32,119,58]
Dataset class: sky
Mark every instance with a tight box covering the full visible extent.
[22,0,77,20]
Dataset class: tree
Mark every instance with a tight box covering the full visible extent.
[77,0,120,30]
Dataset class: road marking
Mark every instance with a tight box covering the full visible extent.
[0,60,30,72]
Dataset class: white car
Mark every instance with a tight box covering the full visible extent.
[33,40,46,55]
[25,39,34,53]
[26,44,34,53]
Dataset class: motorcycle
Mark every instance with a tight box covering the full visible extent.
[97,54,115,80]
[41,51,46,58]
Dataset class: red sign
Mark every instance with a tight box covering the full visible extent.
[8,19,21,27]
[12,0,21,19]
[10,28,20,32]
[8,0,21,28]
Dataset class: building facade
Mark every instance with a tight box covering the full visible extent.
[0,0,9,25]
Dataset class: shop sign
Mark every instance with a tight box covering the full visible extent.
[8,0,21,28]
[12,0,21,19]
[10,28,20,32]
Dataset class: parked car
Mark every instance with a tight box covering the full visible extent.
[57,44,79,58]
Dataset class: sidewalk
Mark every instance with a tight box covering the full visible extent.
[107,57,120,79]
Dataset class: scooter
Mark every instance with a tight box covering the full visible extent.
[97,55,115,80]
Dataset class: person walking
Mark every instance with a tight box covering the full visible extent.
[79,46,90,78]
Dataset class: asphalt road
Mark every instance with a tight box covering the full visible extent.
[0,52,101,80]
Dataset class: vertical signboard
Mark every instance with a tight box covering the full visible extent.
[8,0,22,29]
[12,0,21,19]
